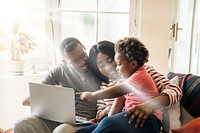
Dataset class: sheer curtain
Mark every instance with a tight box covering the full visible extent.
[190,0,200,75]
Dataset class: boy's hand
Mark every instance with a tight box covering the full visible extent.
[76,92,94,101]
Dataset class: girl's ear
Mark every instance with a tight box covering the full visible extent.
[130,60,138,69]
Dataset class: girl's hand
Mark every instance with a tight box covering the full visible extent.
[76,92,94,101]
[96,107,110,121]
[88,118,101,124]
[124,102,153,128]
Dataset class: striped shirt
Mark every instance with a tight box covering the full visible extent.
[144,65,183,107]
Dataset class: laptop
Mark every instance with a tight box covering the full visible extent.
[29,82,92,125]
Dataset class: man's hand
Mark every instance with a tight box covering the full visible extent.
[22,97,30,106]
[124,102,153,128]
[76,92,94,101]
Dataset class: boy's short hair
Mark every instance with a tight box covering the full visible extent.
[115,37,149,66]
[59,37,84,57]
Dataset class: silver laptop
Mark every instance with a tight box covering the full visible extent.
[29,82,91,125]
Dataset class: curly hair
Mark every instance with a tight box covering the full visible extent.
[115,37,149,66]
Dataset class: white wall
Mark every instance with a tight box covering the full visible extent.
[140,0,173,75]
[0,73,45,129]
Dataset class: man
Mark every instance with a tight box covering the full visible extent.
[13,37,102,133]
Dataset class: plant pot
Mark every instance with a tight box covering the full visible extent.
[7,60,25,75]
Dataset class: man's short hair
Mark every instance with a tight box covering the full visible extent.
[59,37,83,57]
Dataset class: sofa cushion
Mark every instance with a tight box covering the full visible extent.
[168,76,181,128]
[171,117,200,133]
[162,76,181,133]
[167,72,200,119]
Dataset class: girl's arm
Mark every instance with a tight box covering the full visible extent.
[108,96,125,116]
[78,82,135,101]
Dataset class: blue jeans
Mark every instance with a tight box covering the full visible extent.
[76,112,161,133]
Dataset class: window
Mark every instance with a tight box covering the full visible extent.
[0,0,49,71]
[0,0,141,73]
[57,0,141,63]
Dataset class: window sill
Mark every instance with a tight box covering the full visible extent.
[0,71,48,79]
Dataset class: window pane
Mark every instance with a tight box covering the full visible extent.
[98,14,129,42]
[98,0,130,12]
[61,0,97,11]
[21,0,45,9]
[61,12,96,53]
[20,10,46,59]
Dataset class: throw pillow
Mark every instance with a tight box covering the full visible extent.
[172,117,200,133]
[168,72,200,119]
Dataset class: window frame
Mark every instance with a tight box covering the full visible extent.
[0,0,142,72]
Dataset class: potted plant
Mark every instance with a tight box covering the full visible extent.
[9,32,37,75]
[11,32,37,60]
